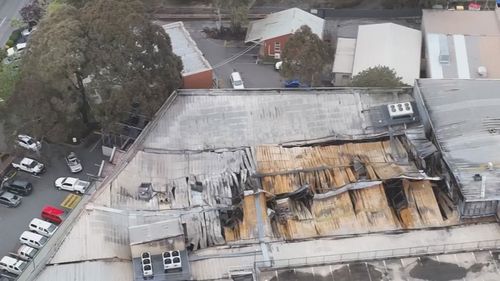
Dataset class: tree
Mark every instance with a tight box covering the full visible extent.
[351,66,407,87]
[281,25,333,86]
[213,0,251,33]
[20,0,44,26]
[5,0,183,142]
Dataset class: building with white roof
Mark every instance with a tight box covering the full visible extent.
[245,8,325,59]
[332,38,356,86]
[422,9,500,79]
[351,23,422,86]
[162,22,213,89]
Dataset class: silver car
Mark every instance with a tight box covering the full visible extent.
[0,191,22,207]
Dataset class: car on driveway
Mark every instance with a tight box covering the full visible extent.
[54,177,90,194]
[16,135,41,152]
[65,152,83,173]
[12,158,45,175]
[0,190,22,207]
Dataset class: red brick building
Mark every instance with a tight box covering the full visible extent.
[245,8,325,59]
[163,22,214,89]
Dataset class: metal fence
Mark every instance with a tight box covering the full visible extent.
[255,239,500,270]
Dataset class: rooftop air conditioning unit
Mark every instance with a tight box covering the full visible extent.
[387,102,414,119]
[163,251,182,272]
[142,263,153,277]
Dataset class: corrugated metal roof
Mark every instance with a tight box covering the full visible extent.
[417,79,500,201]
[245,8,325,43]
[129,219,183,245]
[37,261,133,281]
[142,88,414,151]
[332,38,356,74]
[352,23,422,85]
[162,22,212,75]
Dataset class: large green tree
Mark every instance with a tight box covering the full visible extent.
[351,66,406,87]
[213,0,252,33]
[281,25,333,86]
[5,0,183,142]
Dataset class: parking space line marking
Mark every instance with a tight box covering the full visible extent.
[61,194,81,209]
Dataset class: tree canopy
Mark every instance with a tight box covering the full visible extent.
[213,0,251,33]
[20,0,44,25]
[280,25,333,86]
[4,0,183,142]
[350,66,407,87]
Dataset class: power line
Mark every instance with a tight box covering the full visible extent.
[212,42,260,69]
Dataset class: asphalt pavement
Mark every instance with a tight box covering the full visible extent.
[0,137,105,263]
[181,21,283,89]
[0,0,31,46]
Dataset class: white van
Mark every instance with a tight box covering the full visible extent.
[29,218,58,237]
[19,231,48,249]
[230,72,245,89]
[17,245,38,261]
[0,256,27,275]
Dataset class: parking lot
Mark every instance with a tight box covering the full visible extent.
[0,136,105,267]
[179,21,283,89]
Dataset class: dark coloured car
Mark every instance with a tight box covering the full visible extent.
[0,191,22,207]
[4,180,33,196]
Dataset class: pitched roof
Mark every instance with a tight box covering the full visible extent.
[332,38,356,74]
[162,22,212,75]
[416,79,500,201]
[245,8,325,43]
[352,23,422,85]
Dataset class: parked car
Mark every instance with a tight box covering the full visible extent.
[16,245,38,261]
[54,177,90,194]
[0,191,21,207]
[16,135,41,152]
[284,79,301,88]
[0,256,27,276]
[12,158,45,175]
[230,71,245,89]
[41,205,65,225]
[3,179,33,196]
[65,152,82,173]
[28,218,58,237]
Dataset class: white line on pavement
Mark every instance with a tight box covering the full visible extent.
[0,17,6,27]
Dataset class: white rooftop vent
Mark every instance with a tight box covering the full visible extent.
[478,66,488,77]
[387,102,414,119]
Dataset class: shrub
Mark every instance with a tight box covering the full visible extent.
[8,30,22,44]
[5,40,14,48]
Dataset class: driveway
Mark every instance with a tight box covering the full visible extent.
[0,137,105,263]
[181,21,283,89]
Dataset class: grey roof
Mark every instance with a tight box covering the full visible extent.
[245,8,325,43]
[416,79,500,201]
[141,88,414,151]
[162,22,212,75]
[129,219,183,245]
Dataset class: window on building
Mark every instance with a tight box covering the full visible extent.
[274,42,281,53]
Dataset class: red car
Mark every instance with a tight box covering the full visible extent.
[41,205,64,225]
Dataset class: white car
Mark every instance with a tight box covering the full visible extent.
[12,158,45,175]
[230,72,245,89]
[65,152,83,173]
[17,135,41,152]
[275,61,282,71]
[54,177,90,194]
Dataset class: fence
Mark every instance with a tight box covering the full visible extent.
[15,183,96,281]
[255,239,500,270]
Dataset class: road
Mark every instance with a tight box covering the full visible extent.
[0,0,31,46]
[0,138,105,263]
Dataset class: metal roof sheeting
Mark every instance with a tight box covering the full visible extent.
[162,22,212,75]
[37,261,133,281]
[417,79,500,201]
[352,23,422,85]
[129,219,183,245]
[142,89,414,151]
[332,38,356,74]
[245,8,325,43]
